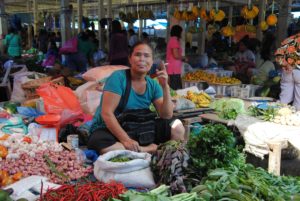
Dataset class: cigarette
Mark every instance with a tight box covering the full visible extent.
[164,63,169,66]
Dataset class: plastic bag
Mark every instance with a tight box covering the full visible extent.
[59,37,78,54]
[36,83,83,125]
[17,106,44,118]
[174,98,196,111]
[94,150,155,188]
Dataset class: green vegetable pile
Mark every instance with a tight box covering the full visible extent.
[210,98,245,120]
[151,140,190,194]
[192,164,300,201]
[248,105,278,121]
[111,185,199,201]
[109,156,133,163]
[188,124,243,174]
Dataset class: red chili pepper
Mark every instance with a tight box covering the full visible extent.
[22,136,32,143]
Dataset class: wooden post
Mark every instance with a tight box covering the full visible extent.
[276,0,292,48]
[166,3,171,43]
[78,0,83,33]
[33,0,38,35]
[72,10,76,36]
[257,0,266,41]
[106,0,112,52]
[267,140,288,176]
[0,0,7,54]
[60,0,72,44]
[98,0,104,50]
[198,19,206,55]
[228,6,233,47]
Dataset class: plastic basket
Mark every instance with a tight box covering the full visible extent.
[182,80,206,90]
[230,84,260,98]
[211,84,239,96]
[205,69,233,77]
[22,76,65,100]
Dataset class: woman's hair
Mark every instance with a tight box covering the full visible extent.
[8,27,16,34]
[170,25,183,39]
[129,41,153,57]
[260,32,275,61]
[111,20,122,34]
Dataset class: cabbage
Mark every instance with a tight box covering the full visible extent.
[210,98,245,120]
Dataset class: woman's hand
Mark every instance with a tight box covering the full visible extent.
[121,138,140,152]
[156,61,169,88]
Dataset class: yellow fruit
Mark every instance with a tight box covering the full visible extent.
[267,14,277,26]
[210,9,225,22]
[260,21,269,31]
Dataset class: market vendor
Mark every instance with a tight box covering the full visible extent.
[275,33,300,111]
[88,41,185,154]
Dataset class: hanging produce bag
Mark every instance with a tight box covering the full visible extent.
[94,150,155,188]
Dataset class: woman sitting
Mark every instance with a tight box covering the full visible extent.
[88,42,185,154]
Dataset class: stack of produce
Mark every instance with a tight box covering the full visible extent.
[182,70,241,85]
[185,91,212,108]
[151,141,189,194]
[0,135,93,185]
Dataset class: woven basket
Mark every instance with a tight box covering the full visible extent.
[22,76,65,100]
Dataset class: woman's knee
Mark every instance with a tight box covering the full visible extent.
[170,119,185,141]
[100,142,125,154]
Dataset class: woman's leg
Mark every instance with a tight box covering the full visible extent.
[100,142,125,154]
[170,119,185,141]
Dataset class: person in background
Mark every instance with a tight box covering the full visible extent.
[278,33,300,111]
[142,32,150,43]
[65,31,95,72]
[248,32,275,85]
[230,36,256,83]
[108,20,128,65]
[38,29,49,54]
[88,42,185,154]
[128,29,138,47]
[55,32,61,48]
[4,27,22,58]
[166,25,187,90]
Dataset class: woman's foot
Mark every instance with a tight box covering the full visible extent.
[139,143,158,154]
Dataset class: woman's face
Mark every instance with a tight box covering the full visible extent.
[129,44,153,74]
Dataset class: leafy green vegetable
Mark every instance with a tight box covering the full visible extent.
[192,164,300,201]
[210,98,245,120]
[188,124,243,174]
[109,156,133,162]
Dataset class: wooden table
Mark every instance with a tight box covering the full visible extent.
[199,113,230,124]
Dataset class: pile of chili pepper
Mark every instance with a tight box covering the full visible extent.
[39,181,126,201]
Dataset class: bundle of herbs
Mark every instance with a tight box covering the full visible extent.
[191,164,300,201]
[188,124,243,175]
[151,140,190,194]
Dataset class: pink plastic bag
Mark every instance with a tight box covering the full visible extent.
[42,55,56,67]
[36,83,83,125]
[59,37,78,54]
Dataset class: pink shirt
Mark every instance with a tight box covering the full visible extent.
[166,36,182,75]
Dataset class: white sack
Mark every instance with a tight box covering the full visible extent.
[94,150,155,188]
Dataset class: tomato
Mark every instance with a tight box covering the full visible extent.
[22,136,32,144]
[12,172,23,181]
[0,145,8,158]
